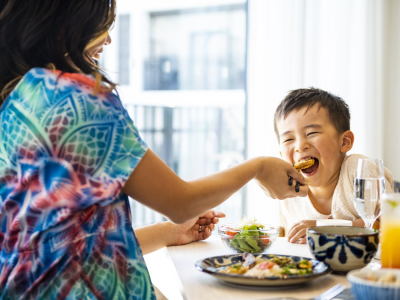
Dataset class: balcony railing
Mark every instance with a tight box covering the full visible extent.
[125,103,245,226]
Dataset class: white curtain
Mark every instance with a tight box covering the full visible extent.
[246,0,399,224]
[382,0,400,184]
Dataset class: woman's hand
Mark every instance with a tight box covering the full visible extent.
[256,157,308,199]
[166,211,226,246]
[287,220,316,244]
[135,211,225,254]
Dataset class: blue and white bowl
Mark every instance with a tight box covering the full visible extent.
[307,226,379,273]
[347,268,400,300]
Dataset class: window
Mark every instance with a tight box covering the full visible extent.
[102,0,248,226]
[144,5,245,90]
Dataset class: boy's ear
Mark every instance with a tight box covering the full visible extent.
[340,130,354,153]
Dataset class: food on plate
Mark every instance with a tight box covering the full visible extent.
[294,158,315,170]
[220,254,313,278]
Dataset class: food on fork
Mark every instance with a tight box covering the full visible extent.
[294,158,315,170]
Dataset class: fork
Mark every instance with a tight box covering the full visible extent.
[261,284,346,300]
[313,284,345,300]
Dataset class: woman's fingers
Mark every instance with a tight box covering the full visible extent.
[197,211,225,225]
[212,217,220,224]
[295,184,308,196]
[295,181,300,192]
[287,169,308,196]
[197,218,210,225]
[287,169,306,185]
[287,176,307,195]
[199,227,212,240]
[196,220,216,234]
[257,157,309,199]
[193,223,201,231]
[213,212,226,218]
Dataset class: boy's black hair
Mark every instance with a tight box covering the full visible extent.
[274,87,350,137]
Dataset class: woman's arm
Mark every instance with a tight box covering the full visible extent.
[123,150,307,223]
[135,211,225,255]
[135,223,173,255]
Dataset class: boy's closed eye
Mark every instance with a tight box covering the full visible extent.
[282,138,294,143]
[306,131,320,136]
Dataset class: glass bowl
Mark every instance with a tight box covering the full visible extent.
[218,224,279,254]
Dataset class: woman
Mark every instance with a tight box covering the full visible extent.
[0,1,306,299]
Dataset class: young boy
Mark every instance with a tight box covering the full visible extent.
[273,88,394,244]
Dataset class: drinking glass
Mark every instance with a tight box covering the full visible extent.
[353,158,385,229]
[381,193,400,268]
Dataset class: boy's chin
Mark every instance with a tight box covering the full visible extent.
[303,176,320,186]
[308,178,330,189]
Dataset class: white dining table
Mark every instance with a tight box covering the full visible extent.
[145,235,354,300]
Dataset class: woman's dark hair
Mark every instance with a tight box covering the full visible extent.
[0,0,116,103]
[274,88,351,137]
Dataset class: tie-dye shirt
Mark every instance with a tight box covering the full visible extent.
[0,68,155,300]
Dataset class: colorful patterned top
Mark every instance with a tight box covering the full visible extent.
[0,68,155,299]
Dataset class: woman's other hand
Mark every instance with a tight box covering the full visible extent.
[166,211,226,246]
[135,211,226,254]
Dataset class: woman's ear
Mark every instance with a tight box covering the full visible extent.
[340,130,354,153]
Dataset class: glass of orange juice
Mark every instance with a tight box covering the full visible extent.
[381,193,400,268]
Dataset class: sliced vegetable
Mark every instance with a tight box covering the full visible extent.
[227,223,271,253]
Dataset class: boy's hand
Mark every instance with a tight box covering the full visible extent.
[256,157,308,199]
[167,211,225,246]
[287,220,316,244]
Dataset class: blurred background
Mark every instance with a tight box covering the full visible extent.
[101,0,400,227]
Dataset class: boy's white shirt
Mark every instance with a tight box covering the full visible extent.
[279,154,394,233]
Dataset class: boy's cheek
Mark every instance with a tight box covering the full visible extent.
[279,150,292,162]
[284,157,292,163]
[279,146,289,157]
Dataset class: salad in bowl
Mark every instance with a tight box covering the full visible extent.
[218,222,279,253]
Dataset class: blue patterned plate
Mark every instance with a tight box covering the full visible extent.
[195,254,330,286]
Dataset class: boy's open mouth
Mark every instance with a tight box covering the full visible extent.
[300,157,319,175]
